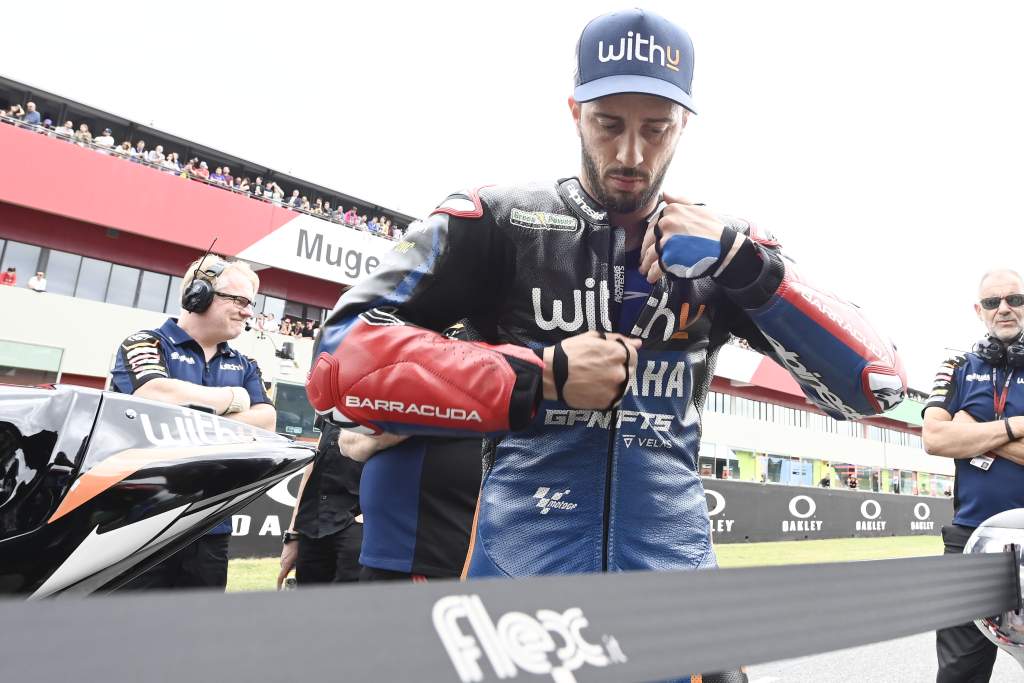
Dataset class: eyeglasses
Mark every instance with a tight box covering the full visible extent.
[213,291,254,309]
[980,294,1024,310]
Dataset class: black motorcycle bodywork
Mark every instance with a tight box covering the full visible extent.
[0,385,315,597]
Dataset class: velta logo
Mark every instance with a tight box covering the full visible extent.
[598,31,681,72]
[533,487,577,514]
[433,594,627,683]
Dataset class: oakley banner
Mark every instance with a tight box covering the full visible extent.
[705,478,951,543]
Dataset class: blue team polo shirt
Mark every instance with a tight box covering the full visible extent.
[111,318,272,533]
[924,352,1024,527]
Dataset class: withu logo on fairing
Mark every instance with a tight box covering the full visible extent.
[598,31,681,72]
[139,409,248,447]
[433,594,627,683]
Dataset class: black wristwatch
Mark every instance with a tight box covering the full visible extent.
[283,530,301,545]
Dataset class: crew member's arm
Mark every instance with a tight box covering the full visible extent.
[277,461,314,590]
[946,409,1024,466]
[641,195,905,419]
[307,189,632,437]
[228,360,276,431]
[923,408,1024,459]
[339,431,409,463]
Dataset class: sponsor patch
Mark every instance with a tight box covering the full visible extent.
[510,208,578,231]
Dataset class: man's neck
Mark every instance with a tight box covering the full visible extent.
[178,316,222,361]
[578,176,658,250]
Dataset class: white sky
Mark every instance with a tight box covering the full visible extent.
[5,0,1024,391]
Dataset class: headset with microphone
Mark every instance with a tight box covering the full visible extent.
[180,239,227,314]
[973,332,1024,368]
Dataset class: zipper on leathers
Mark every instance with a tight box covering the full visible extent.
[601,225,626,571]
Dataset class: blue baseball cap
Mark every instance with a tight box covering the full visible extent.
[574,9,696,114]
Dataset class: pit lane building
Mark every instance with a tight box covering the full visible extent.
[0,77,951,553]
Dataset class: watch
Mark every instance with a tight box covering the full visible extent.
[282,530,301,544]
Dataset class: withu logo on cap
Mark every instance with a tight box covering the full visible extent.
[597,31,681,72]
[574,9,696,113]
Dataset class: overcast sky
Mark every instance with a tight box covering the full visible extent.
[5,1,1023,391]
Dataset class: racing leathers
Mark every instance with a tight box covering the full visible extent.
[308,177,906,577]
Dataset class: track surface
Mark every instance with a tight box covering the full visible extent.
[747,630,1020,682]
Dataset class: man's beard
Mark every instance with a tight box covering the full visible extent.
[580,141,672,214]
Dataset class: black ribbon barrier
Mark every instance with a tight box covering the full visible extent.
[0,551,1017,682]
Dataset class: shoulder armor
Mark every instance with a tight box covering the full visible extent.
[431,186,491,219]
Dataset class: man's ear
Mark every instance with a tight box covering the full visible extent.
[568,97,583,136]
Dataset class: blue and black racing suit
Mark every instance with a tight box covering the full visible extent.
[307,177,906,577]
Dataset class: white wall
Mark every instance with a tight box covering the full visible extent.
[0,286,314,384]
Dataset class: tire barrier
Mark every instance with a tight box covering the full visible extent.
[2,547,1020,681]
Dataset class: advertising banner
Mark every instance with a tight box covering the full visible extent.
[703,478,950,543]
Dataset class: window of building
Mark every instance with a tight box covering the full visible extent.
[105,264,141,307]
[44,249,82,296]
[0,240,41,288]
[137,271,171,313]
[164,276,184,314]
[74,257,111,301]
[263,295,286,321]
[0,339,63,385]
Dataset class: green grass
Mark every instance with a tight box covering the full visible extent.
[226,535,944,592]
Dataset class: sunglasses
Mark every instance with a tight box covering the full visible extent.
[213,291,254,309]
[980,294,1024,310]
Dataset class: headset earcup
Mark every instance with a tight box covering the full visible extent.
[973,336,1005,365]
[181,280,214,313]
[1006,342,1024,368]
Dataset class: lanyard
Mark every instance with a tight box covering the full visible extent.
[992,367,1015,419]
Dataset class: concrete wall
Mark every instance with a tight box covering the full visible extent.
[0,285,314,384]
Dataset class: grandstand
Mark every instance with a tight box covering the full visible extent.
[0,76,951,556]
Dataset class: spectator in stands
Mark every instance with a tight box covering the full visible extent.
[223,166,233,186]
[146,145,165,164]
[41,118,53,134]
[324,202,333,219]
[211,167,227,184]
[300,196,311,212]
[287,189,300,208]
[74,123,92,146]
[272,183,285,203]
[94,128,115,149]
[301,320,315,338]
[313,199,325,216]
[54,120,74,139]
[5,104,24,122]
[280,318,293,336]
[239,177,251,193]
[161,152,181,173]
[27,271,46,292]
[344,207,358,225]
[114,141,132,157]
[0,267,16,286]
[196,161,210,180]
[131,140,146,162]
[264,313,279,333]
[253,177,264,197]
[22,102,41,127]
[847,473,858,490]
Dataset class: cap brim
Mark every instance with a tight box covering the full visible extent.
[574,75,697,114]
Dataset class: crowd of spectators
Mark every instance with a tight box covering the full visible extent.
[1,102,404,240]
[254,313,319,340]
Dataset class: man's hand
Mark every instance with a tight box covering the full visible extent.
[339,431,410,463]
[277,537,298,590]
[542,331,641,409]
[639,193,744,283]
